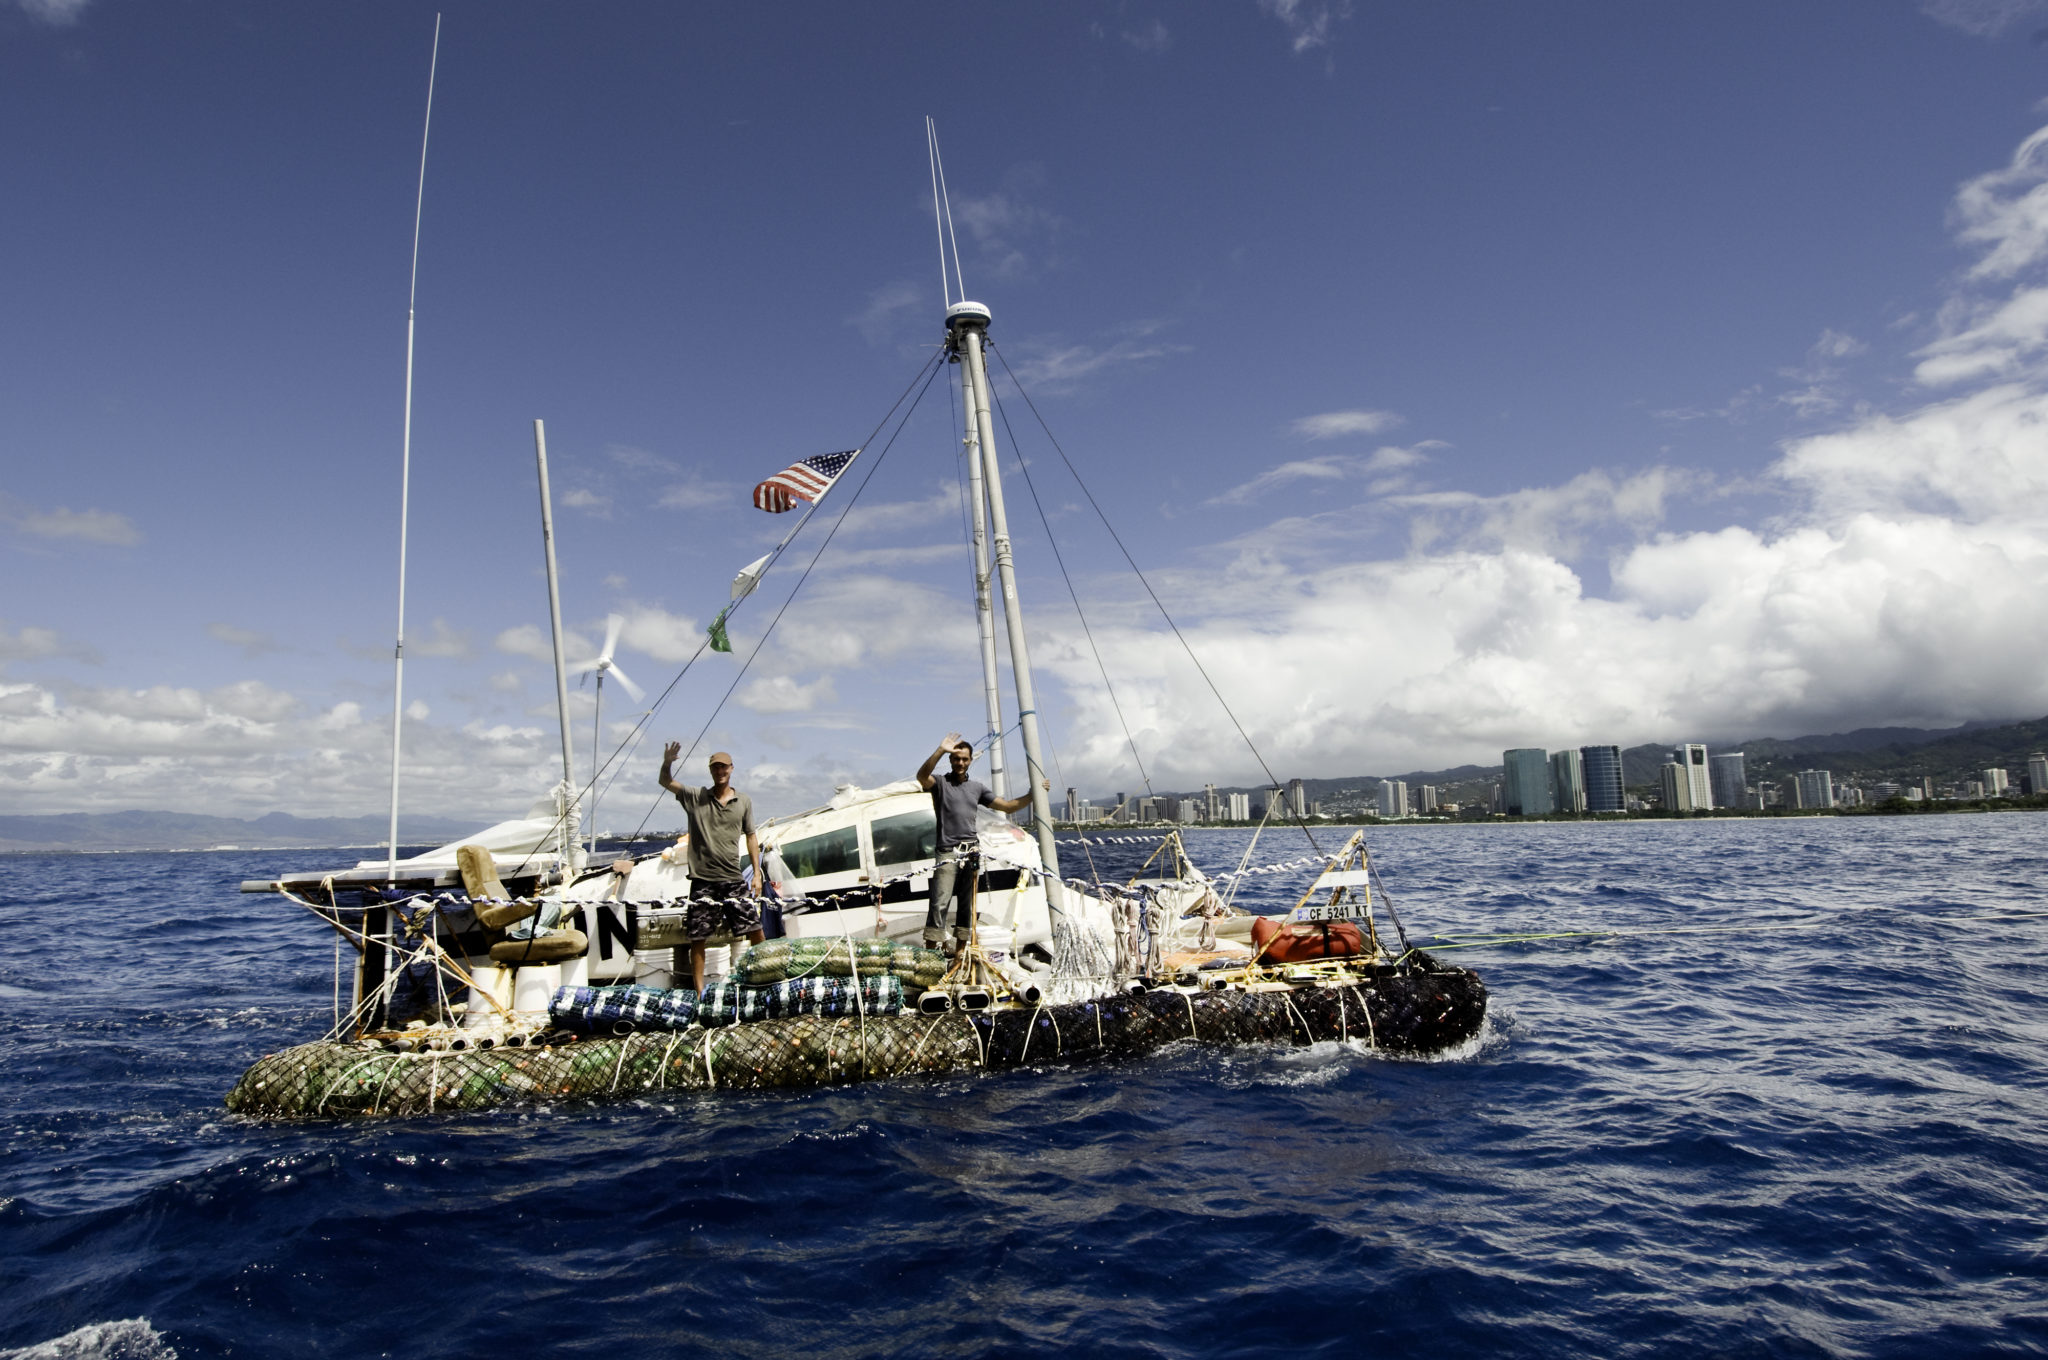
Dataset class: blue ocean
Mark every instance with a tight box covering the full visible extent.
[3,815,2045,1358]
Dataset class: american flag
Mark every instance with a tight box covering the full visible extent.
[752,450,857,513]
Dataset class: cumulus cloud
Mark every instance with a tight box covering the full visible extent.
[736,674,838,714]
[1024,119,2048,788]
[656,478,733,511]
[408,618,473,659]
[1123,19,1171,52]
[495,623,593,661]
[561,487,610,517]
[1917,0,2048,37]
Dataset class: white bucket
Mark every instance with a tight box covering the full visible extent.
[510,963,562,1017]
[463,962,513,1028]
[559,953,589,990]
[979,925,1013,965]
[633,953,675,990]
[701,944,731,987]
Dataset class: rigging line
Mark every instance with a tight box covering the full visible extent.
[926,118,951,309]
[513,349,952,869]
[988,380,1153,800]
[667,351,950,788]
[987,341,1323,856]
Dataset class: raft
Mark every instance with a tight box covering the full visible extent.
[223,954,1486,1120]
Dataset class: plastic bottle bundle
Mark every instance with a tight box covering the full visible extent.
[696,973,905,1026]
[735,938,946,991]
[549,984,699,1032]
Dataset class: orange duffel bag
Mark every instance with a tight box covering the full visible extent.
[1250,914,1369,963]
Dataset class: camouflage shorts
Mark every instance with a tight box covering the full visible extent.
[684,880,762,943]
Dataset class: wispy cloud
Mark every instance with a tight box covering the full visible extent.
[1123,19,1171,52]
[656,477,735,511]
[1004,328,1190,390]
[561,487,611,517]
[1917,0,2048,36]
[0,622,98,665]
[849,281,923,344]
[953,165,1063,281]
[608,444,678,475]
[1289,408,1402,440]
[3,497,141,546]
[1208,443,1439,505]
[207,623,282,658]
[1257,0,1353,53]
[11,0,91,26]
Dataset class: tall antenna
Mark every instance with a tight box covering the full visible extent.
[926,117,967,305]
[385,12,441,881]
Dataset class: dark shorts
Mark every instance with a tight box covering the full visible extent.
[685,880,761,943]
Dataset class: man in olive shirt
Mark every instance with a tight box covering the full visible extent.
[915,731,1046,953]
[658,743,766,990]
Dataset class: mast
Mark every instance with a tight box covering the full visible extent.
[384,14,441,881]
[945,301,1065,919]
[958,359,1009,797]
[532,419,580,870]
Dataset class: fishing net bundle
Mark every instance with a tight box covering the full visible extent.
[224,955,1487,1120]
[733,939,947,990]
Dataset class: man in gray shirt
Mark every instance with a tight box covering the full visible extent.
[915,731,1045,953]
[659,743,766,990]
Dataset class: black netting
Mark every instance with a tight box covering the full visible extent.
[225,954,1486,1120]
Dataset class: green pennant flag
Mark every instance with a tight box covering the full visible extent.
[707,608,732,654]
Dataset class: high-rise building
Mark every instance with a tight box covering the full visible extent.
[1064,787,1079,821]
[1287,778,1308,818]
[1796,769,1835,809]
[1660,761,1694,812]
[1982,768,2010,797]
[1204,783,1219,820]
[1376,780,1409,818]
[1549,748,1586,814]
[1676,744,1713,809]
[1114,792,1128,823]
[2029,753,2048,796]
[1228,792,1250,821]
[1580,745,1625,813]
[1502,749,1553,816]
[1418,785,1439,814]
[1708,753,1747,811]
[1137,796,1158,822]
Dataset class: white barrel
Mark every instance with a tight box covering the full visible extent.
[463,962,513,1028]
[701,944,731,986]
[980,925,1013,964]
[510,963,562,1016]
[559,953,589,990]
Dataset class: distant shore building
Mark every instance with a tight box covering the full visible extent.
[1204,783,1219,820]
[1708,752,1747,811]
[1660,761,1694,812]
[1064,787,1079,821]
[1549,748,1587,814]
[1503,748,1553,817]
[2029,753,2048,796]
[1377,780,1409,819]
[1982,767,2010,797]
[1676,744,1713,810]
[1228,792,1250,821]
[1795,769,1835,810]
[1581,745,1625,813]
[1418,784,1439,814]
[1287,778,1308,818]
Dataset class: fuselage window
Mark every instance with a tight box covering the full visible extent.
[779,825,861,879]
[870,808,936,867]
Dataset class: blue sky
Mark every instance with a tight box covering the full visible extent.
[7,0,2048,825]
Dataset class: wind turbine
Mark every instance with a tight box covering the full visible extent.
[569,614,645,857]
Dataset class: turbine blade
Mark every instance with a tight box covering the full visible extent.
[600,613,625,663]
[609,664,646,703]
